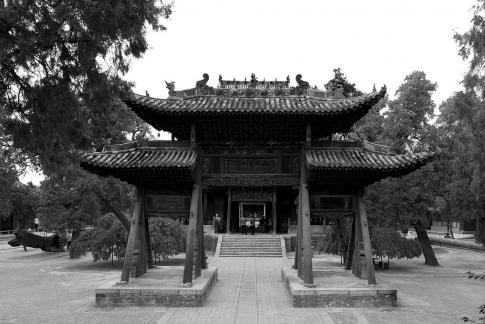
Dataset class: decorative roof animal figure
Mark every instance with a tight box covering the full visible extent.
[165,81,176,96]
[296,74,310,89]
[196,73,210,88]
[250,73,258,87]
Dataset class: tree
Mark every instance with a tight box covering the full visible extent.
[37,170,134,242]
[325,68,363,98]
[371,227,422,268]
[365,71,441,266]
[353,92,387,143]
[453,2,485,244]
[436,91,485,244]
[0,1,171,231]
[70,213,127,263]
[149,218,187,262]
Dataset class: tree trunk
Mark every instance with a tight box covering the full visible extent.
[413,220,439,266]
[92,188,131,231]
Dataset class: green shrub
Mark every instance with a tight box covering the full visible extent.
[70,213,126,263]
[371,227,422,260]
[149,218,187,261]
[318,221,351,265]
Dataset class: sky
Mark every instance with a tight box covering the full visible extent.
[126,0,475,105]
[20,0,477,185]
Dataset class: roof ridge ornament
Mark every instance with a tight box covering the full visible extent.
[196,73,210,89]
[295,74,310,89]
[165,81,176,97]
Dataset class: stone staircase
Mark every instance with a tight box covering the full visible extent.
[219,235,282,257]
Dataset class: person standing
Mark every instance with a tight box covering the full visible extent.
[213,213,221,233]
[66,230,72,251]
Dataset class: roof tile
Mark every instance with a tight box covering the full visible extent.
[306,149,435,172]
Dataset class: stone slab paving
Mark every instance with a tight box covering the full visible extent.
[0,241,484,323]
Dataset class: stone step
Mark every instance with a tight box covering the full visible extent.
[221,245,281,250]
[221,246,281,248]
[219,254,282,257]
[222,241,280,243]
[221,243,280,246]
[219,251,282,255]
[220,250,281,253]
[222,239,280,242]
[219,235,283,257]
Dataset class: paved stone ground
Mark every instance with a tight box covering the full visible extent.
[0,239,484,324]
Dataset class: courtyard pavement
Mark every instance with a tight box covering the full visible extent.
[0,239,484,324]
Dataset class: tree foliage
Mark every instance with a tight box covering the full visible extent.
[370,227,422,260]
[449,0,485,243]
[149,218,187,261]
[37,170,134,234]
[70,213,127,262]
[0,0,171,233]
[0,0,171,175]
[364,71,438,229]
[325,68,363,98]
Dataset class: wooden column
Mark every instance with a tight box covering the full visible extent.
[358,191,377,285]
[288,190,300,269]
[120,188,143,282]
[183,184,200,284]
[344,216,355,270]
[226,188,232,233]
[300,148,313,286]
[135,196,147,276]
[144,215,154,269]
[295,186,303,276]
[198,187,207,270]
[301,181,313,286]
[195,187,203,277]
[272,188,277,234]
[203,191,208,230]
[306,123,312,146]
[352,202,363,278]
[190,124,196,148]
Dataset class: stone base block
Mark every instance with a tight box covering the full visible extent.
[96,266,218,307]
[281,267,397,307]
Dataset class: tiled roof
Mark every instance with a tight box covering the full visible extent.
[306,149,434,171]
[80,147,196,190]
[123,87,386,142]
[124,86,385,115]
[81,147,196,168]
[306,148,436,191]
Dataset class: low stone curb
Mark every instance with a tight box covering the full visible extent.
[430,236,485,251]
[281,267,397,308]
[95,266,218,307]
